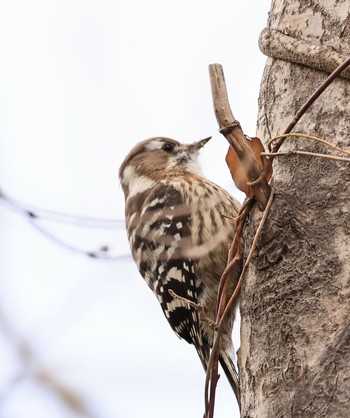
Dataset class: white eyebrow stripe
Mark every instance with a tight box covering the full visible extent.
[145,140,164,151]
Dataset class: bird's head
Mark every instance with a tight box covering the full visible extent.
[119,137,211,193]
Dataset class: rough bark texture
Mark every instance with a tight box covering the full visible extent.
[239,1,350,417]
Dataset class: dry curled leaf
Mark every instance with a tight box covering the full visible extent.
[226,136,272,197]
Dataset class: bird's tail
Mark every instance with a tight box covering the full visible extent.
[219,351,241,409]
[194,339,211,373]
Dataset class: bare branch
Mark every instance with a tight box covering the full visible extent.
[0,189,124,228]
[209,64,271,209]
[0,189,130,260]
[262,151,350,163]
[268,133,350,155]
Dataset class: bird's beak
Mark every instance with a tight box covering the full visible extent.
[187,136,211,152]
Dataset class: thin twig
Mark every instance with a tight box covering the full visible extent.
[220,186,275,324]
[216,200,253,314]
[207,353,219,418]
[204,323,223,417]
[27,219,130,260]
[205,249,242,418]
[216,232,240,309]
[168,289,203,311]
[204,198,254,417]
[271,56,350,154]
[169,290,217,328]
[0,191,124,228]
[0,190,129,260]
[204,188,275,415]
[268,133,350,155]
[262,151,350,163]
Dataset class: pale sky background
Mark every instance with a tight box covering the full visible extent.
[0,1,271,417]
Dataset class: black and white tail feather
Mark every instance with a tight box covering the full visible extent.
[219,351,240,405]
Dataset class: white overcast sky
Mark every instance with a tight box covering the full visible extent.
[0,1,271,417]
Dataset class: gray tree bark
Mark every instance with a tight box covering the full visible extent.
[239,1,350,417]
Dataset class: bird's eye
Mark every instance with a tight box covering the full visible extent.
[162,143,175,153]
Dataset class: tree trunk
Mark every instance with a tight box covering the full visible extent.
[239,1,350,417]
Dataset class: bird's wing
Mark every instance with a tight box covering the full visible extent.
[130,183,210,369]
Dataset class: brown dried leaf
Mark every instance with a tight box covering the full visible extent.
[225,136,272,197]
[226,146,251,196]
